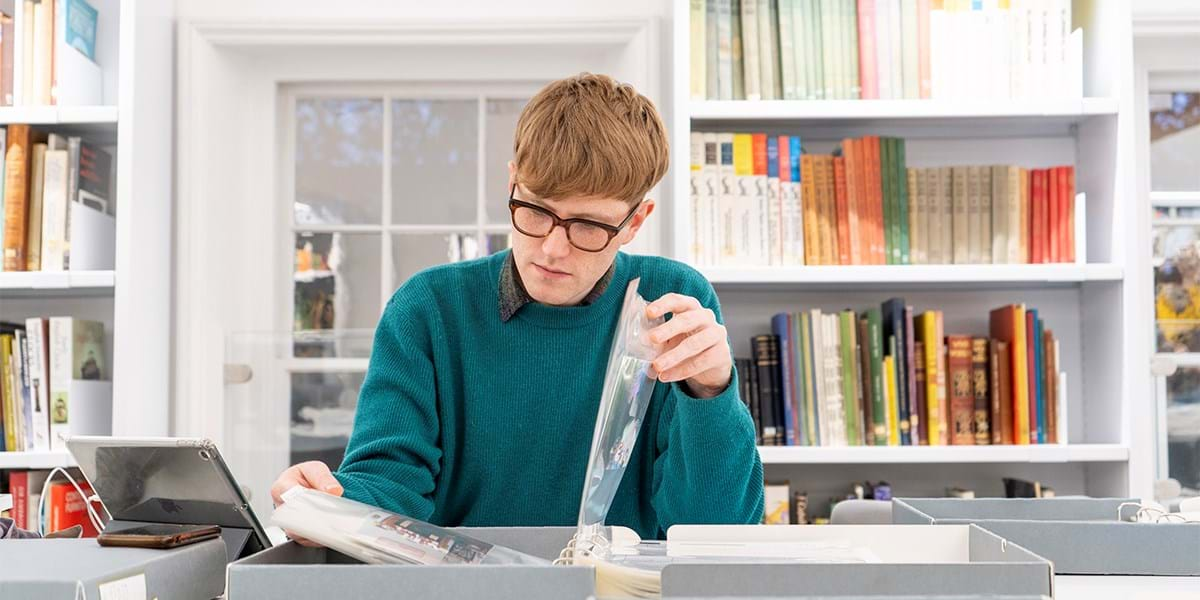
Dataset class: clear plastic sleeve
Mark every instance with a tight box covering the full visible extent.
[572,277,663,554]
[272,486,548,566]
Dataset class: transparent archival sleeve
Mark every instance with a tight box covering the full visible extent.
[572,278,664,553]
[272,487,547,566]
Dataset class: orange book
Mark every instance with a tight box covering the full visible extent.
[917,0,932,99]
[1048,167,1060,263]
[990,305,1030,444]
[802,155,818,264]
[843,139,862,265]
[1063,166,1075,262]
[3,123,32,270]
[946,336,975,445]
[854,138,872,263]
[1044,329,1058,444]
[867,136,885,264]
[47,480,99,538]
[818,155,837,265]
[834,155,850,265]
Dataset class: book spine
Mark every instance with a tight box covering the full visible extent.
[772,315,795,446]
[1033,311,1046,444]
[858,0,878,99]
[1045,328,1058,444]
[833,155,850,265]
[717,0,734,100]
[978,166,992,264]
[951,166,968,264]
[914,340,928,445]
[946,335,974,445]
[706,0,720,99]
[896,138,910,264]
[917,0,932,98]
[904,305,920,445]
[790,312,806,444]
[972,337,990,445]
[742,0,762,100]
[690,0,706,100]
[935,311,949,445]
[840,310,860,445]
[9,471,28,529]
[991,165,1007,264]
[858,316,875,446]
[1022,308,1036,444]
[801,311,820,445]
[48,317,71,451]
[866,308,886,445]
[1064,166,1075,263]
[1,333,16,451]
[802,154,818,264]
[3,123,30,270]
[884,354,899,446]
[844,139,862,265]
[966,165,981,264]
[1048,167,1060,263]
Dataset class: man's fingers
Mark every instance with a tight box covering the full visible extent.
[652,326,725,376]
[298,461,344,495]
[646,293,702,319]
[647,309,711,345]
[659,343,728,383]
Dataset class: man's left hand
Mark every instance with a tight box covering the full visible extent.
[646,293,732,399]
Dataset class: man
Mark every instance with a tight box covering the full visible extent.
[272,73,763,540]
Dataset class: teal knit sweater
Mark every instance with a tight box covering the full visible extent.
[334,250,764,540]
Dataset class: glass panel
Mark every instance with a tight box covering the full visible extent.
[390,233,511,289]
[1150,92,1200,192]
[294,232,381,354]
[1156,224,1200,352]
[484,98,528,224]
[1167,367,1200,493]
[391,99,478,225]
[290,371,366,470]
[294,98,384,225]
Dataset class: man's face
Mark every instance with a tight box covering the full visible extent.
[507,163,655,306]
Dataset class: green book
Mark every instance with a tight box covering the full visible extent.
[881,139,894,264]
[799,311,818,446]
[864,308,886,445]
[790,312,808,446]
[897,138,910,264]
[888,138,902,264]
[839,310,861,445]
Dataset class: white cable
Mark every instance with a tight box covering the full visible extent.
[37,467,110,537]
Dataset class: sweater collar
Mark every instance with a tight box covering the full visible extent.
[497,253,616,322]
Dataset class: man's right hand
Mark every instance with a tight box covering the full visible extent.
[270,461,344,547]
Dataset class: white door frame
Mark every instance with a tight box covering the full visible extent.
[174,18,665,452]
[1132,11,1200,493]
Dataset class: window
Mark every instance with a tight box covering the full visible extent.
[1150,89,1200,493]
[283,85,534,468]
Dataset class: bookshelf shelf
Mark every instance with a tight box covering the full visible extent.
[702,263,1123,289]
[0,106,119,142]
[756,443,1129,465]
[690,98,1118,121]
[0,451,76,470]
[0,270,116,297]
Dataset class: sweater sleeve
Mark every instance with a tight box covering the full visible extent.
[334,278,441,520]
[649,281,764,532]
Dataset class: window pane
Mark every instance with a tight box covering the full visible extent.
[1156,225,1200,352]
[391,99,478,225]
[485,99,528,224]
[294,231,381,339]
[1150,92,1200,192]
[391,233,510,288]
[291,371,365,469]
[294,98,384,225]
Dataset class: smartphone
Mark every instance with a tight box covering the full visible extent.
[97,523,221,549]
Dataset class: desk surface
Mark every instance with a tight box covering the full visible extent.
[1057,575,1200,600]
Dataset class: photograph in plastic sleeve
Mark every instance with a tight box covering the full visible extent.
[273,486,547,565]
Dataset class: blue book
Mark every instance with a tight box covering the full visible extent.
[789,137,801,182]
[64,0,99,61]
[772,313,795,446]
[881,298,911,445]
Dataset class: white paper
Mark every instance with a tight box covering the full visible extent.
[98,573,147,600]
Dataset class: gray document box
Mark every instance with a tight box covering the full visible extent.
[893,497,1200,575]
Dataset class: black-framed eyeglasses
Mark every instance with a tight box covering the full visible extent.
[508,185,641,253]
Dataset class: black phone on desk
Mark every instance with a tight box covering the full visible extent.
[98,523,221,549]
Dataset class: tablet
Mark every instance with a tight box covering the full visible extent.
[66,436,271,554]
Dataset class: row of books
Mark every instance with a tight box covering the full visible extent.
[2,469,98,536]
[689,132,1077,266]
[0,318,106,453]
[0,0,102,106]
[0,124,113,272]
[689,0,1080,101]
[762,476,1053,524]
[735,300,1065,447]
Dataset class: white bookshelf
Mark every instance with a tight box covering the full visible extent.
[0,0,173,470]
[0,451,76,470]
[670,0,1143,502]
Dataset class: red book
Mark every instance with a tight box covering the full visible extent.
[857,0,879,99]
[47,480,99,538]
[834,156,850,265]
[1025,311,1038,444]
[9,471,28,529]
[1030,170,1047,263]
[914,340,928,446]
[946,336,975,445]
[1048,168,1060,263]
